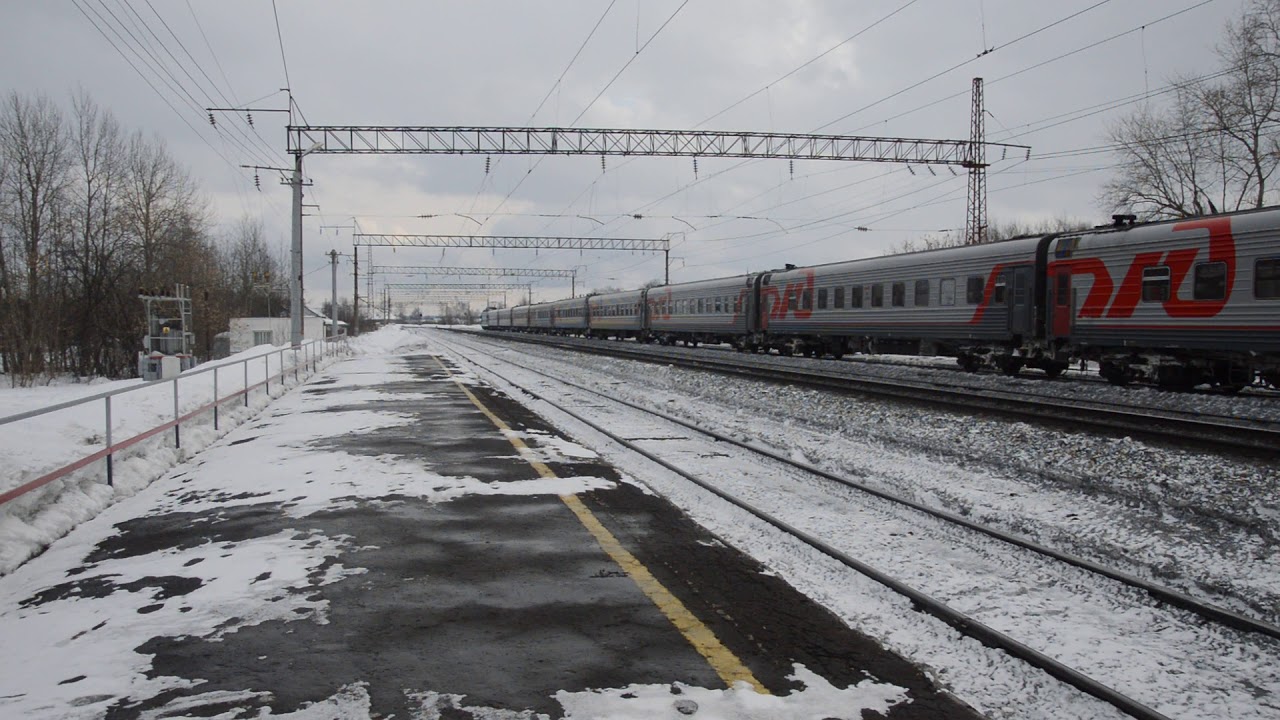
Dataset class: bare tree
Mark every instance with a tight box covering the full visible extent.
[0,92,70,382]
[121,131,197,287]
[890,216,1091,254]
[1103,0,1280,218]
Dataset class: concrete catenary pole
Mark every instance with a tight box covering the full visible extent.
[290,152,304,347]
[328,249,339,338]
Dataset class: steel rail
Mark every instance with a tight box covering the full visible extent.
[473,331,1280,456]
[456,331,1280,641]
[438,334,1177,720]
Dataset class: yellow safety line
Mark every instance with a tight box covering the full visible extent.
[432,356,765,693]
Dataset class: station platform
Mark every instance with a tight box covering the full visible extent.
[0,344,982,719]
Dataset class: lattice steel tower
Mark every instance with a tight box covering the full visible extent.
[964,77,988,246]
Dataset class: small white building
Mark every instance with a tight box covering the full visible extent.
[227,307,346,353]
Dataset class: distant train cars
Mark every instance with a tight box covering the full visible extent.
[480,207,1280,390]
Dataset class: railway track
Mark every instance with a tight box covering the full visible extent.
[434,329,1280,720]
[462,330,1280,456]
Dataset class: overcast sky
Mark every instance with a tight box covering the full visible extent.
[0,0,1251,308]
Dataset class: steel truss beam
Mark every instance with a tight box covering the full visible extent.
[290,126,1029,165]
[354,234,668,252]
[370,265,575,278]
[385,283,531,291]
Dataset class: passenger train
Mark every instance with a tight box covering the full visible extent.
[481,207,1280,391]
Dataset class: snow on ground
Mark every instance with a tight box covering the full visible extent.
[429,329,1280,719]
[453,331,1280,624]
[0,325,911,720]
[0,341,348,576]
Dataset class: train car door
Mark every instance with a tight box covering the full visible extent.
[1009,266,1035,336]
[1050,269,1073,339]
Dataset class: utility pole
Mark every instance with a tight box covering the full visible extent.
[352,248,360,336]
[327,250,340,338]
[290,152,304,346]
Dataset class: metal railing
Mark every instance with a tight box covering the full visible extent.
[0,339,342,506]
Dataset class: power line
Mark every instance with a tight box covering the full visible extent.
[461,1,620,228]
[479,0,692,229]
[850,0,1221,136]
[696,0,922,128]
[71,0,245,175]
[595,0,1223,271]
[815,0,1118,133]
[270,0,292,92]
[115,0,279,166]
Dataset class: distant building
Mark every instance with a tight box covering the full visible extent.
[227,307,346,353]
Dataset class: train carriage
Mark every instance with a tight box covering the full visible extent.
[549,297,590,336]
[646,275,758,346]
[1051,209,1280,388]
[529,302,554,331]
[511,305,531,330]
[587,290,646,340]
[479,309,494,330]
[759,237,1068,375]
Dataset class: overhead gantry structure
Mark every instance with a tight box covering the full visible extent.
[370,265,582,295]
[288,126,1027,165]
[382,282,534,316]
[289,101,1026,339]
[352,235,671,327]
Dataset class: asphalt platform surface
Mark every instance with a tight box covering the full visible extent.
[3,349,984,719]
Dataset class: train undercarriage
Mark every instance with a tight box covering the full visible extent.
[1090,351,1276,391]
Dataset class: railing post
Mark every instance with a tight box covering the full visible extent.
[213,367,219,431]
[294,348,299,381]
[105,395,113,487]
[173,378,180,449]
[265,355,270,395]
[244,359,249,407]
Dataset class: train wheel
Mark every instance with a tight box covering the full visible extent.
[1099,361,1130,386]
[999,357,1024,377]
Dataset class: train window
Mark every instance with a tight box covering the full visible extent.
[940,278,956,306]
[788,291,798,311]
[1194,262,1227,300]
[870,284,883,307]
[993,274,1007,304]
[714,297,722,313]
[1056,272,1070,305]
[734,296,743,313]
[801,289,813,310]
[851,285,863,308]
[914,279,929,307]
[966,276,984,304]
[818,288,828,309]
[1257,258,1280,299]
[834,287,845,309]
[1142,266,1171,302]
[891,282,905,307]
